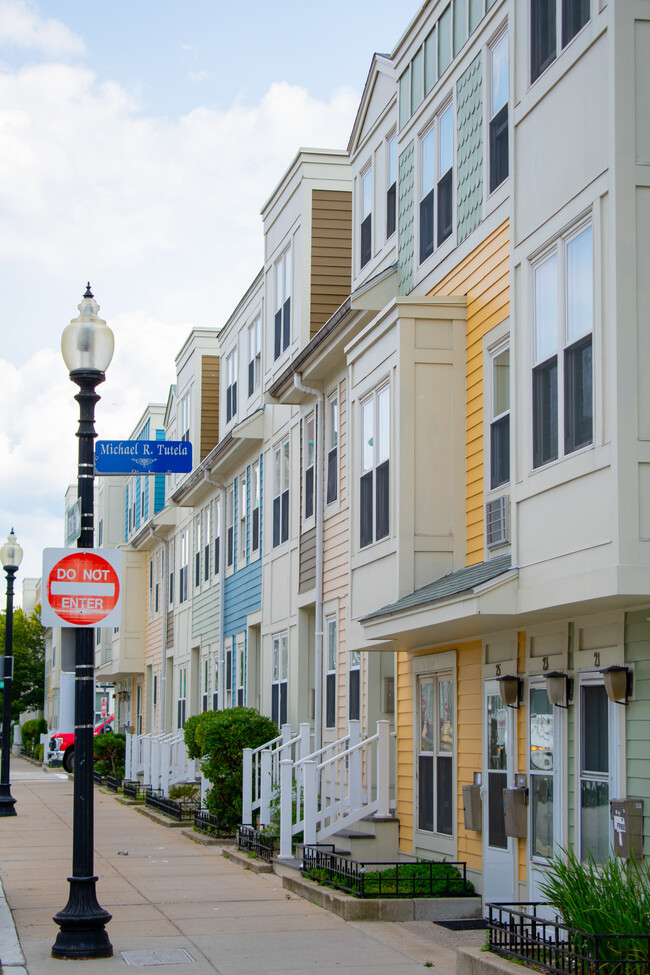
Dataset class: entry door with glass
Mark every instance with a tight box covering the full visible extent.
[529,682,563,901]
[483,682,516,905]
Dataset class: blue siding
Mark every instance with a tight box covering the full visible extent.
[224,453,263,639]
[154,428,166,513]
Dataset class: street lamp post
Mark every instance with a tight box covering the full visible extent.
[52,285,114,960]
[0,530,23,817]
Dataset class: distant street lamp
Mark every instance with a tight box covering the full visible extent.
[52,285,114,960]
[0,529,23,817]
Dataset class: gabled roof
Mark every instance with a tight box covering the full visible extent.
[361,554,513,622]
[347,53,395,157]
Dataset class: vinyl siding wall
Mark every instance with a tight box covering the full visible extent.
[310,190,352,339]
[201,355,220,461]
[624,610,650,857]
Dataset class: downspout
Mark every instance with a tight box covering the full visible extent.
[204,470,226,709]
[293,374,324,751]
[149,526,169,736]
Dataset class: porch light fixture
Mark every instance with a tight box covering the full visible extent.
[600,665,631,706]
[497,674,522,709]
[545,671,573,709]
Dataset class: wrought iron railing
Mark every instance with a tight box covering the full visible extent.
[237,825,277,862]
[122,779,144,800]
[144,789,200,822]
[105,775,122,792]
[488,902,650,975]
[302,847,472,899]
[93,770,104,785]
[193,810,236,840]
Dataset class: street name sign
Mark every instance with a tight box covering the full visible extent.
[42,548,122,628]
[95,440,192,475]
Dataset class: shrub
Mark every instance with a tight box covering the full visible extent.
[20,717,47,755]
[187,708,277,827]
[93,732,126,779]
[34,743,44,763]
[168,783,199,802]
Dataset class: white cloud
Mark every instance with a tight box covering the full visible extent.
[0,0,85,57]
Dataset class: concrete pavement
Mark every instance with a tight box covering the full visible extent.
[0,757,484,974]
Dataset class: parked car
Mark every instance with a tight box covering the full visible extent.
[47,716,114,773]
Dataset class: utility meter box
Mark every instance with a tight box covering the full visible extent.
[462,784,483,831]
[610,799,644,859]
[503,786,528,838]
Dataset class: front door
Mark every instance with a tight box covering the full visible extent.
[529,680,562,902]
[483,681,516,906]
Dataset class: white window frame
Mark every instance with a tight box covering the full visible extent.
[577,670,621,863]
[177,666,187,729]
[179,528,189,603]
[271,632,288,727]
[274,245,292,360]
[238,471,247,567]
[360,164,373,269]
[203,504,211,583]
[194,514,201,589]
[488,28,509,196]
[272,438,290,548]
[359,383,390,549]
[386,133,397,240]
[326,391,339,507]
[489,339,510,491]
[248,316,261,397]
[179,391,191,442]
[530,0,591,86]
[418,99,454,268]
[226,484,235,573]
[213,498,221,576]
[226,348,238,424]
[349,649,361,722]
[325,615,337,729]
[251,459,261,559]
[303,412,316,529]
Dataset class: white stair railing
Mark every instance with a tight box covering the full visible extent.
[242,723,311,826]
[278,720,391,859]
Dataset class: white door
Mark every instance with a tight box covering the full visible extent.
[483,681,517,907]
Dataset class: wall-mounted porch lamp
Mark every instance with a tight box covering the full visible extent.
[545,671,573,709]
[497,674,522,709]
[600,665,632,706]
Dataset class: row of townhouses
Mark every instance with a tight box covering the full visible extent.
[44,0,650,903]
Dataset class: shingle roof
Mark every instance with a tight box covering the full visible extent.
[361,554,513,622]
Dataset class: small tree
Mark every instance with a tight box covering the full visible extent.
[0,605,45,720]
[94,732,126,779]
[184,708,277,826]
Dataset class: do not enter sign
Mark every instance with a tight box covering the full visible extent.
[42,548,122,628]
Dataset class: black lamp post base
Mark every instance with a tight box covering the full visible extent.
[51,877,113,960]
[0,786,17,817]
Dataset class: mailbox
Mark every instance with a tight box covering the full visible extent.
[503,781,528,838]
[463,784,483,831]
[610,799,644,859]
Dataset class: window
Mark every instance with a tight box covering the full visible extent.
[418,675,454,834]
[531,0,589,84]
[177,667,187,729]
[169,538,174,606]
[419,103,453,264]
[149,557,153,614]
[580,680,610,862]
[386,136,397,239]
[532,223,593,469]
[530,686,554,859]
[273,439,290,547]
[349,649,361,721]
[239,473,247,565]
[179,529,189,603]
[304,413,315,522]
[325,616,337,728]
[360,385,390,548]
[204,505,211,582]
[237,640,245,707]
[248,316,261,397]
[195,516,201,588]
[212,657,219,710]
[226,349,238,423]
[179,392,190,442]
[226,485,234,569]
[226,640,232,708]
[155,551,160,613]
[251,460,261,555]
[490,344,510,489]
[360,167,372,269]
[214,498,221,575]
[274,246,291,360]
[327,394,338,505]
[489,32,509,193]
[271,633,288,727]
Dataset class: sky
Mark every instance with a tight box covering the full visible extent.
[0,0,421,593]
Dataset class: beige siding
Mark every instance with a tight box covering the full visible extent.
[310,190,352,339]
[299,526,316,592]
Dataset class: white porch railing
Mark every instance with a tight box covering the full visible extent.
[278,720,391,860]
[124,731,198,797]
[242,723,311,826]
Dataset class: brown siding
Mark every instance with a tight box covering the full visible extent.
[201,355,220,461]
[310,190,352,338]
[299,526,316,593]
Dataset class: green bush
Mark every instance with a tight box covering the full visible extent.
[20,717,47,755]
[538,846,650,965]
[168,783,199,802]
[34,743,44,763]
[93,732,126,779]
[186,708,278,827]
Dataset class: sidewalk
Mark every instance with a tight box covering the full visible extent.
[0,757,485,974]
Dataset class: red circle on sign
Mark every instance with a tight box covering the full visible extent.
[47,552,120,626]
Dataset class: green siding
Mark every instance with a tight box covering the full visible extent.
[397,140,415,295]
[456,53,483,244]
[625,610,650,858]
[192,581,220,645]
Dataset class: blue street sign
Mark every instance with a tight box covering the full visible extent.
[95,440,193,475]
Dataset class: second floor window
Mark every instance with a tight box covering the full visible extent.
[419,103,453,264]
[489,32,509,193]
[327,394,338,505]
[179,529,189,603]
[204,505,211,582]
[239,474,247,565]
[195,516,201,588]
[386,136,397,239]
[360,385,390,548]
[360,167,372,268]
[304,413,315,521]
[226,485,234,568]
[214,498,221,575]
[531,0,590,84]
[251,460,261,554]
[274,246,291,360]
[273,438,290,547]
[490,345,510,489]
[226,349,238,423]
[248,316,261,396]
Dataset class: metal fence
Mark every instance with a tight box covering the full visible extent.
[302,846,471,899]
[92,770,104,785]
[237,825,277,862]
[144,789,200,822]
[122,779,144,800]
[105,775,122,792]
[193,810,236,840]
[488,902,650,975]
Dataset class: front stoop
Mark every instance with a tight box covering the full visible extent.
[223,848,273,874]
[280,870,482,922]
[457,947,538,975]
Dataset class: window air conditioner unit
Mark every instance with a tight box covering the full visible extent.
[486,496,509,549]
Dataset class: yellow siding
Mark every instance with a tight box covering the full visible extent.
[396,641,482,874]
[429,220,510,565]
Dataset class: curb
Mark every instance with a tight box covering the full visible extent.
[0,873,27,975]
[222,848,273,874]
[457,946,538,975]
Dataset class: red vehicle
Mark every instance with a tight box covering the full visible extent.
[47,716,114,772]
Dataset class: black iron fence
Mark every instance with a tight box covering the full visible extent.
[144,789,200,821]
[302,846,472,899]
[237,825,277,862]
[105,775,122,792]
[92,770,104,785]
[193,810,236,840]
[488,902,650,975]
[122,779,144,800]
